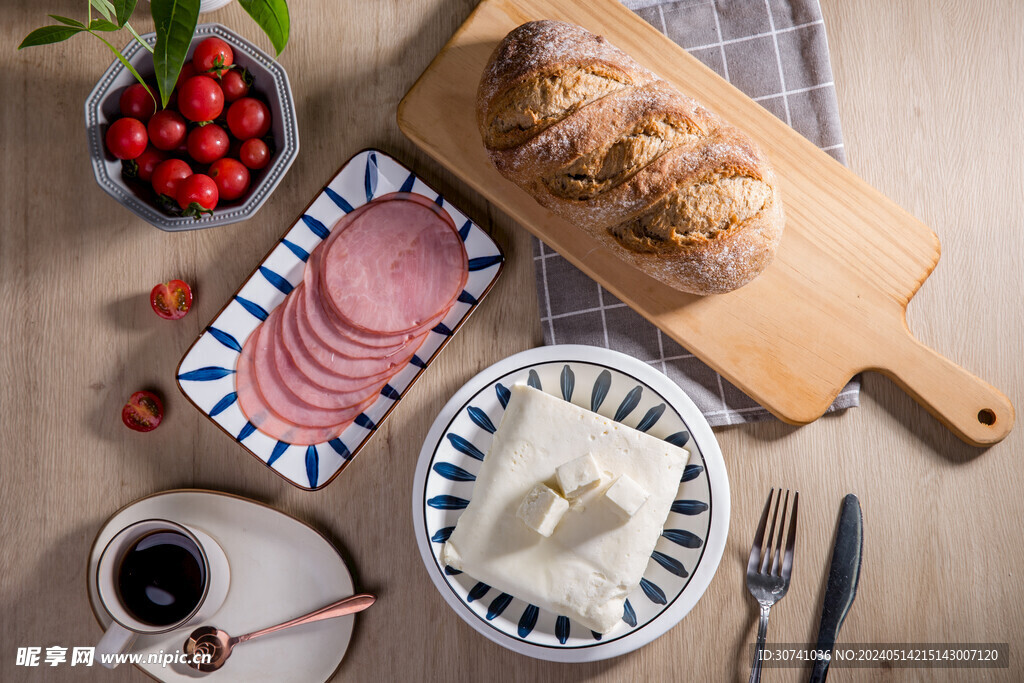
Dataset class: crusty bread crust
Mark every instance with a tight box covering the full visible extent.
[477,20,785,295]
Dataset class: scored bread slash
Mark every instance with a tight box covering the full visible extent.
[476,20,784,295]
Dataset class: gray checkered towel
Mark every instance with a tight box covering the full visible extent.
[532,0,860,426]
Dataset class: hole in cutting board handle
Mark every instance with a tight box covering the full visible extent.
[978,409,997,426]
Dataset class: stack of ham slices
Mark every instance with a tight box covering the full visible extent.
[237,193,469,445]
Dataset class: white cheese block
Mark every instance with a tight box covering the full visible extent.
[441,384,689,634]
[556,453,603,498]
[605,474,650,518]
[517,483,569,536]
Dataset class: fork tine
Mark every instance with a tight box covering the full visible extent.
[770,490,790,576]
[760,489,783,574]
[746,488,774,575]
[781,491,798,580]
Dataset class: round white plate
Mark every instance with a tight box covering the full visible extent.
[87,490,355,681]
[412,345,730,662]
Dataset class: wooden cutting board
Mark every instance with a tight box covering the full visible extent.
[396,0,1014,446]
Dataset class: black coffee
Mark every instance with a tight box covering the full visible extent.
[115,530,206,626]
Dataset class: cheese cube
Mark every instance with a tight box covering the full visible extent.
[605,474,650,518]
[516,484,569,537]
[556,453,603,498]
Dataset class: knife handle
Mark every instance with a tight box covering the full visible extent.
[808,654,830,682]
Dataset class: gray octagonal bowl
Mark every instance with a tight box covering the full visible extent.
[85,23,299,231]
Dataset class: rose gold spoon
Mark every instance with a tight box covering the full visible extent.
[183,593,375,672]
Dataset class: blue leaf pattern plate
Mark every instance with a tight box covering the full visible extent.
[176,149,504,490]
[412,345,730,662]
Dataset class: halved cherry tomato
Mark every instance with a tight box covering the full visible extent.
[122,390,164,432]
[150,279,193,320]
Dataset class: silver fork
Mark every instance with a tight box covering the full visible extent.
[746,488,799,683]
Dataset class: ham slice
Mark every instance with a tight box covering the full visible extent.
[253,317,376,427]
[267,312,386,410]
[320,194,468,334]
[235,193,469,445]
[303,244,419,350]
[283,289,408,385]
[236,326,365,445]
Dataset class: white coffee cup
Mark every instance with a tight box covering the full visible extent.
[94,519,230,668]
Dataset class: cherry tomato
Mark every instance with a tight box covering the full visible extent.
[219,69,250,102]
[166,62,198,108]
[186,124,229,164]
[208,158,250,201]
[105,117,148,160]
[177,173,219,216]
[147,110,187,151]
[175,62,198,89]
[122,390,164,432]
[239,138,270,170]
[150,279,193,320]
[124,146,167,182]
[226,97,270,140]
[177,76,224,123]
[193,37,234,78]
[151,158,192,199]
[119,83,157,122]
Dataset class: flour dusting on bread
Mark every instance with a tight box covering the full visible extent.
[477,20,785,295]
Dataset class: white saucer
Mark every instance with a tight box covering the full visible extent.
[87,490,355,681]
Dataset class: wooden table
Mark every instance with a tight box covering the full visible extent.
[2,0,1021,680]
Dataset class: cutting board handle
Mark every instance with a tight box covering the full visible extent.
[876,328,1014,446]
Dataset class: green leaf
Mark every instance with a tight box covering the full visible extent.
[112,0,138,27]
[150,0,201,109]
[88,30,151,93]
[48,15,86,28]
[18,25,84,48]
[124,21,154,54]
[90,0,116,21]
[238,0,290,55]
[88,18,121,32]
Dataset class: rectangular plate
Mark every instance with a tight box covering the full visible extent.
[176,149,505,490]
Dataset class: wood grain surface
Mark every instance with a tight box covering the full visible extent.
[398,0,1014,447]
[1,1,1021,682]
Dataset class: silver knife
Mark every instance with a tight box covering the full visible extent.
[808,494,863,683]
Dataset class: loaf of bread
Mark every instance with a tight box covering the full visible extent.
[477,20,784,295]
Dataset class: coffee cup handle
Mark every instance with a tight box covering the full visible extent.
[96,622,136,669]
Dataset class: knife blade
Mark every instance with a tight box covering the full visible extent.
[808,493,863,683]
